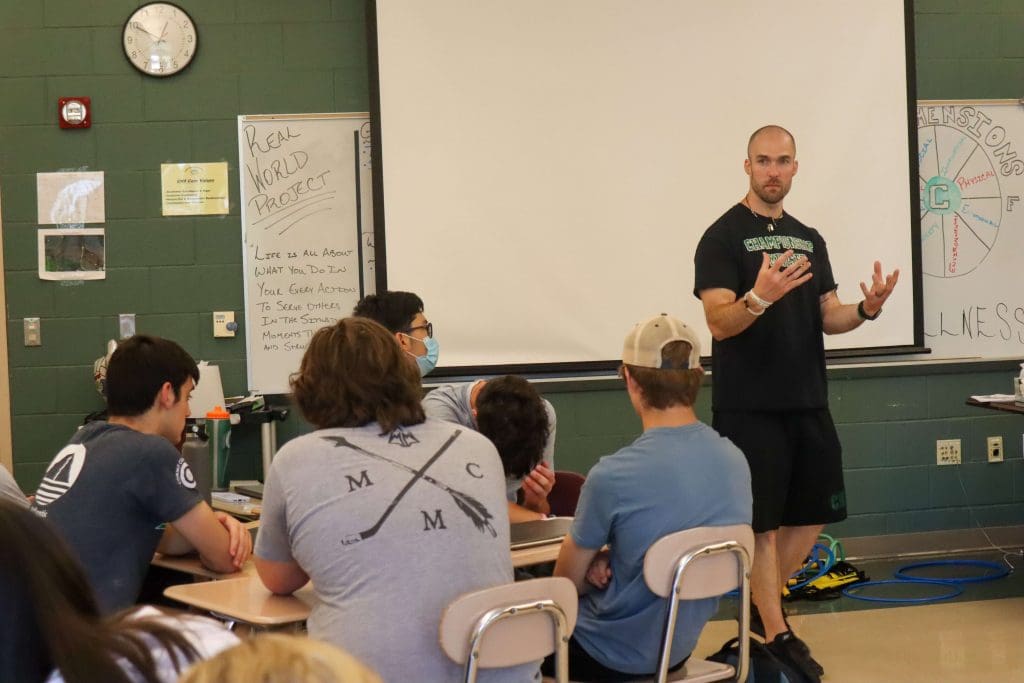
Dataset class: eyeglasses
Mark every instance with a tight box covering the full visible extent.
[407,322,433,338]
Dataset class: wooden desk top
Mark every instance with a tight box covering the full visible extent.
[966,398,1024,414]
[162,539,564,627]
[164,577,316,626]
[511,539,562,568]
[152,552,256,579]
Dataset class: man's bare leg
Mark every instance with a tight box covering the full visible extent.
[751,530,788,641]
[777,524,825,590]
[753,524,823,642]
[772,523,827,679]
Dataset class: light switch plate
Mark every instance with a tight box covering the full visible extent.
[119,313,135,338]
[213,311,236,338]
[23,317,41,346]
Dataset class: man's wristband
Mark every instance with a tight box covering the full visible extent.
[747,289,772,309]
[744,299,765,316]
[857,300,881,321]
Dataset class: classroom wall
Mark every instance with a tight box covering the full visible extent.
[0,0,367,487]
[2,0,1023,535]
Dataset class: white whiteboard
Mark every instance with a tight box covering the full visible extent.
[238,113,374,394]
[372,0,918,370]
[919,101,1024,358]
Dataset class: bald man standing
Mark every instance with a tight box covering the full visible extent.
[693,125,898,681]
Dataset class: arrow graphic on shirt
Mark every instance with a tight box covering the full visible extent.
[324,430,496,543]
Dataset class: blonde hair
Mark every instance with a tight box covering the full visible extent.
[179,634,382,683]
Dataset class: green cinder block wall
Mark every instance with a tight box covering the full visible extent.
[0,0,368,486]
[2,1,1023,536]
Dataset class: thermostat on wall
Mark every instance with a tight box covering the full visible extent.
[213,311,237,338]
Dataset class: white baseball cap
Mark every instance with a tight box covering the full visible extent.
[622,314,702,369]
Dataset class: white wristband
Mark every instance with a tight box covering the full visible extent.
[743,292,766,316]
[747,289,772,309]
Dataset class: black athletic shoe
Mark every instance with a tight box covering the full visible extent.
[747,603,823,676]
[767,630,825,681]
[747,603,790,639]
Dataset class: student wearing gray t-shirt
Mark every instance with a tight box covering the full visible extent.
[423,377,556,522]
[255,318,538,683]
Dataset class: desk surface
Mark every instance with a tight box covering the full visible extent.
[152,552,256,579]
[162,539,564,627]
[965,398,1024,415]
[165,577,316,626]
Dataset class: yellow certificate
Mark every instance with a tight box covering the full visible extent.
[161,162,229,216]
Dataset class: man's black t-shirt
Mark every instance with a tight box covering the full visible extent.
[694,203,837,412]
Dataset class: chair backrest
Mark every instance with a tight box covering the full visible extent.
[642,524,755,683]
[643,524,754,599]
[439,576,578,681]
[548,470,586,517]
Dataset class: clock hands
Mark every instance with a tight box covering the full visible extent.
[132,23,161,41]
[132,21,169,46]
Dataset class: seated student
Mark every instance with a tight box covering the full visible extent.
[0,500,239,683]
[253,317,537,683]
[548,314,752,682]
[31,335,252,613]
[0,462,28,507]
[424,376,557,522]
[353,290,438,377]
[180,634,383,683]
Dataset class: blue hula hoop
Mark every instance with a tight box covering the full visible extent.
[894,559,1010,584]
[787,543,836,593]
[841,578,963,603]
[724,542,837,599]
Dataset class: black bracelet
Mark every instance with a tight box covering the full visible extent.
[857,300,881,321]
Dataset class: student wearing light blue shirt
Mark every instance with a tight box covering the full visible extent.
[550,315,752,681]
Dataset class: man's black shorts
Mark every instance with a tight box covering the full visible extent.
[713,409,846,533]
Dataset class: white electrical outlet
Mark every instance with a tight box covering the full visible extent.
[987,436,1004,463]
[936,438,961,466]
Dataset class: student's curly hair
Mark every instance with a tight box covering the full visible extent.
[475,376,550,479]
[290,317,425,433]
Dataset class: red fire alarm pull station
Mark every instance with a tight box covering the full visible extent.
[58,97,91,129]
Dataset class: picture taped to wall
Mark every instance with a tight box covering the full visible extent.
[37,228,106,281]
[36,171,105,226]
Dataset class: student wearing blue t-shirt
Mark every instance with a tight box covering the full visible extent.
[31,335,252,613]
[548,314,752,681]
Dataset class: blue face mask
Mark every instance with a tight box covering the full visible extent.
[403,334,439,376]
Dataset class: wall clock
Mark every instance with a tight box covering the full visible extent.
[122,2,198,77]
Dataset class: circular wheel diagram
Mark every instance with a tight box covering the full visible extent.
[918,124,1002,278]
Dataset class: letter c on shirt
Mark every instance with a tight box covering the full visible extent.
[465,462,483,479]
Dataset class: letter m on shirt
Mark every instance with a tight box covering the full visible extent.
[346,469,373,492]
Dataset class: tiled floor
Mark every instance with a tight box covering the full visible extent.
[696,551,1024,682]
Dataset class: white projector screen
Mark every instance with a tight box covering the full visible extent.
[371,0,921,371]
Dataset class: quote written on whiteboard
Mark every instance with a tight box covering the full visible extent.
[241,122,361,359]
[918,103,1024,357]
